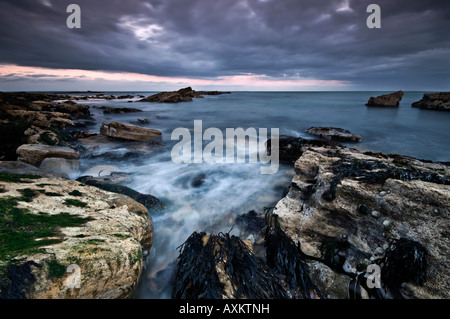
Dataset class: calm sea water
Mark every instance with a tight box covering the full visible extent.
[73,91,450,298]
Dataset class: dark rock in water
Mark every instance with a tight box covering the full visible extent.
[116,95,134,99]
[266,135,340,164]
[93,106,142,114]
[306,127,361,142]
[191,173,206,188]
[366,91,404,107]
[236,210,266,235]
[411,92,450,111]
[129,118,150,125]
[139,87,230,103]
[76,177,165,215]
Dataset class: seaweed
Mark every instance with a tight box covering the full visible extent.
[172,231,288,299]
[220,233,288,299]
[264,208,323,299]
[378,238,429,289]
[348,238,429,299]
[172,232,224,299]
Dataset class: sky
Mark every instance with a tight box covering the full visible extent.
[0,0,449,91]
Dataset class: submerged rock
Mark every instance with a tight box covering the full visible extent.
[100,121,162,142]
[273,145,449,298]
[0,176,153,299]
[93,106,142,114]
[411,92,450,111]
[366,91,404,107]
[306,127,361,142]
[16,144,80,166]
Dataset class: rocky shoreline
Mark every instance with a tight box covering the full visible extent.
[0,89,449,299]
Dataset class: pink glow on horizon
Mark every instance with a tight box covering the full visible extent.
[0,64,348,89]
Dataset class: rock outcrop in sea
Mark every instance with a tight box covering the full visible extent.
[412,92,450,111]
[366,91,404,107]
[138,87,230,103]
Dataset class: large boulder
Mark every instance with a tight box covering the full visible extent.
[366,91,404,107]
[273,145,449,298]
[100,121,162,142]
[412,92,450,111]
[306,127,361,142]
[0,175,153,299]
[16,144,80,166]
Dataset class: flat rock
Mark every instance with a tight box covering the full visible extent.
[411,92,450,111]
[100,121,162,142]
[16,144,80,166]
[306,127,361,142]
[366,91,404,107]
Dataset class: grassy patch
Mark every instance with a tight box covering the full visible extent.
[47,259,66,278]
[45,192,63,197]
[0,173,41,183]
[64,199,87,207]
[0,196,93,264]
[68,190,83,197]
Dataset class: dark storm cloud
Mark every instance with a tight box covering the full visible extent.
[0,0,449,89]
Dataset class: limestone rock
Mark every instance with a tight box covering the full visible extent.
[366,91,404,107]
[0,176,153,299]
[273,145,449,298]
[100,121,162,142]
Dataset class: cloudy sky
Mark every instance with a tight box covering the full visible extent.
[0,0,449,91]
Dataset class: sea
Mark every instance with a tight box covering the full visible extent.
[71,91,450,298]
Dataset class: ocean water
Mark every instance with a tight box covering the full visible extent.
[72,91,450,298]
